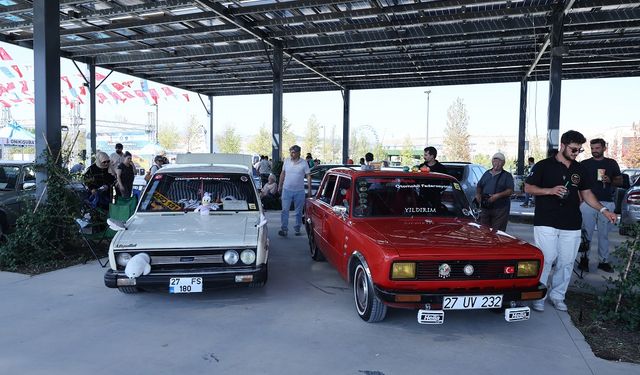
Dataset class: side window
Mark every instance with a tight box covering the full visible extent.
[332,177,352,207]
[319,174,337,204]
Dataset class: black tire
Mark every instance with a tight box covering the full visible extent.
[118,286,141,294]
[307,225,325,261]
[353,262,387,323]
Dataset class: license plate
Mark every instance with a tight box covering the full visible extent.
[443,294,503,310]
[169,277,203,293]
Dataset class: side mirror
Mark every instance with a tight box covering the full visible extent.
[332,205,347,218]
[23,182,36,190]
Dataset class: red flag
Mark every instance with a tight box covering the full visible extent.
[0,100,11,107]
[121,91,135,99]
[96,93,107,104]
[112,82,124,91]
[79,85,86,96]
[161,86,174,96]
[61,76,72,89]
[20,81,28,95]
[182,93,190,102]
[11,65,22,78]
[0,47,12,61]
[149,88,159,104]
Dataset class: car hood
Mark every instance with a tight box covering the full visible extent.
[111,212,262,250]
[358,218,538,257]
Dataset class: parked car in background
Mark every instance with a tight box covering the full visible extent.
[441,162,487,205]
[304,167,546,324]
[104,154,268,293]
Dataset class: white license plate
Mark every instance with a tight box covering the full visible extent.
[443,294,503,310]
[169,277,203,294]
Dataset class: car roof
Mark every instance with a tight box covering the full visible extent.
[327,167,457,180]
[158,164,251,174]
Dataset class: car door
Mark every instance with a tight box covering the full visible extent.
[324,176,351,271]
[312,174,338,255]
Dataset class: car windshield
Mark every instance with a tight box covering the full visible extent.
[0,165,21,190]
[353,176,471,219]
[139,172,259,212]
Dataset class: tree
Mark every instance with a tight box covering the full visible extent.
[443,97,471,161]
[215,126,242,153]
[623,122,640,168]
[184,115,205,152]
[158,121,180,151]
[247,124,271,156]
[303,115,321,158]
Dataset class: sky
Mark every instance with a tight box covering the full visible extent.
[2,41,639,152]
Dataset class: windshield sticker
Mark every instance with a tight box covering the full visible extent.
[395,183,449,189]
[249,203,256,210]
[152,192,182,211]
[223,200,248,211]
[405,207,436,214]
[453,183,461,190]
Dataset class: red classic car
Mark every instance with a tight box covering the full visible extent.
[304,167,546,324]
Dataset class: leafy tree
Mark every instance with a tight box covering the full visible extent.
[623,122,640,168]
[247,124,271,156]
[303,115,321,158]
[443,97,471,161]
[158,121,180,151]
[215,126,242,153]
[184,115,205,152]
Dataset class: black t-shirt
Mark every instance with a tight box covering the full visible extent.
[580,157,621,202]
[417,160,448,174]
[525,156,593,230]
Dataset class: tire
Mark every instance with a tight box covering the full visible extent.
[118,286,141,294]
[353,262,387,323]
[307,225,325,261]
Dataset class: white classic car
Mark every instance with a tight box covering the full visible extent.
[104,154,268,293]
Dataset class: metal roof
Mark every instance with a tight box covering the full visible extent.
[0,0,638,96]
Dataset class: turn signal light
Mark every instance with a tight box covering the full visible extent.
[391,262,416,279]
[517,261,540,277]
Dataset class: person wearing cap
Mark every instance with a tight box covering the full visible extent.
[416,146,448,174]
[278,145,311,237]
[474,152,514,232]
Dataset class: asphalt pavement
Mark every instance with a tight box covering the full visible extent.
[0,210,638,375]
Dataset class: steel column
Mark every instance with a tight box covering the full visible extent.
[33,0,61,199]
[342,89,350,163]
[517,80,527,175]
[547,3,564,155]
[209,95,214,153]
[271,42,283,163]
[89,63,97,160]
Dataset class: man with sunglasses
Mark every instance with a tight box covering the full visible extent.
[278,145,311,237]
[524,130,617,313]
[578,138,622,273]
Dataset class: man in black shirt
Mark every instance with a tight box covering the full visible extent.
[416,146,447,174]
[579,138,622,273]
[524,130,617,313]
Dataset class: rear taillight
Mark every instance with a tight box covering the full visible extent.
[627,192,640,204]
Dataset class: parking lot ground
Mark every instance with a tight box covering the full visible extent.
[1,212,638,375]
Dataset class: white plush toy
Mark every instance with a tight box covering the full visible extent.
[194,192,218,215]
[125,253,151,279]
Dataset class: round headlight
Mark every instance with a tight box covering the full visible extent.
[116,252,131,267]
[224,250,239,265]
[240,249,256,265]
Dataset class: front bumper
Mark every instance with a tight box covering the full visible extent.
[375,282,547,307]
[104,265,267,290]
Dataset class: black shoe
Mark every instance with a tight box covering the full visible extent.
[578,258,589,272]
[278,230,288,237]
[598,262,614,273]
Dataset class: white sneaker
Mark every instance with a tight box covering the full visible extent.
[551,299,568,312]
[531,300,545,312]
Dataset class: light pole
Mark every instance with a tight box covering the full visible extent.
[424,89,431,146]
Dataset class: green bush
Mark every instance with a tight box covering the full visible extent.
[0,151,86,274]
[596,223,640,330]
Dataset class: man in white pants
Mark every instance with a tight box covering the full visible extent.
[524,130,617,312]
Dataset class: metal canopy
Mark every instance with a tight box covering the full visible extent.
[0,0,638,96]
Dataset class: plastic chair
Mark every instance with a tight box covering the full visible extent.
[79,196,137,267]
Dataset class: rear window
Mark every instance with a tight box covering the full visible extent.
[353,176,471,218]
[140,172,258,212]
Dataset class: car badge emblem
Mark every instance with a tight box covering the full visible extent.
[438,263,451,278]
[463,264,474,276]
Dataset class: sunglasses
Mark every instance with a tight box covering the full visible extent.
[568,147,584,154]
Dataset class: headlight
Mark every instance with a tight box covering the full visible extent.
[517,261,539,277]
[240,249,256,265]
[391,262,416,279]
[224,250,239,265]
[116,252,132,267]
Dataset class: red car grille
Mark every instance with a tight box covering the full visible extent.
[416,260,517,280]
